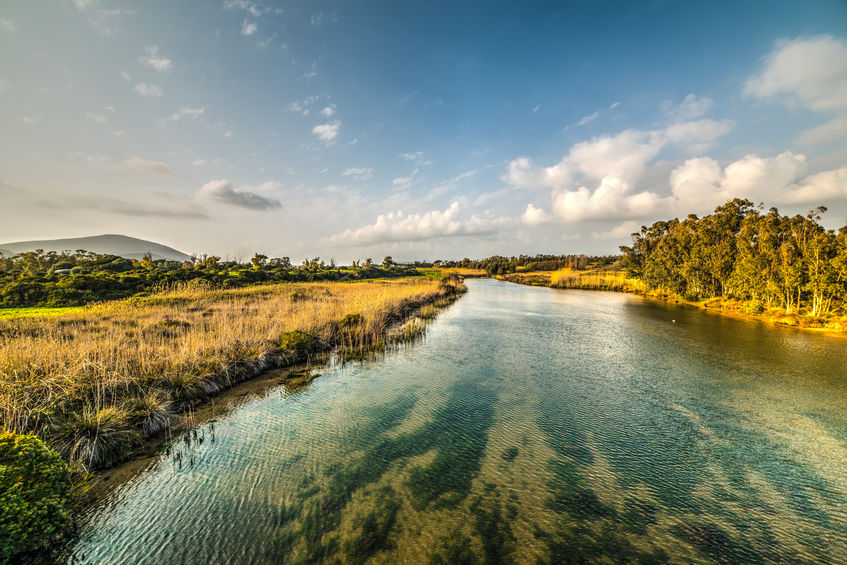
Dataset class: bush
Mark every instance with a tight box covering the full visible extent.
[0,432,75,562]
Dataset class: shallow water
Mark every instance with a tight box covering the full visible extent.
[65,279,847,564]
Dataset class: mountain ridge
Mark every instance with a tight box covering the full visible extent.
[0,234,191,262]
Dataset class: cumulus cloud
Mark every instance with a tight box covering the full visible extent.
[509,108,743,224]
[521,203,552,226]
[342,167,374,180]
[328,202,501,244]
[140,45,173,72]
[134,83,162,97]
[745,35,847,146]
[319,105,336,117]
[312,121,340,142]
[198,180,282,210]
[241,20,257,36]
[669,151,847,206]
[224,0,261,17]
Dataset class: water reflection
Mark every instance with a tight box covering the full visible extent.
[65,279,847,564]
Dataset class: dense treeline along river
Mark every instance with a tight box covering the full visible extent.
[64,279,846,564]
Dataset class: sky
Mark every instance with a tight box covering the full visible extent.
[1,0,847,262]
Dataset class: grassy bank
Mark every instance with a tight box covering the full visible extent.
[503,268,847,334]
[0,277,465,472]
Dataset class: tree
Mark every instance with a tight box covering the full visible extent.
[251,253,268,269]
[382,256,394,268]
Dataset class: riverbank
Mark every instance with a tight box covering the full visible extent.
[501,269,847,337]
[0,277,465,473]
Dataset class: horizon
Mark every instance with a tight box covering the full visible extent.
[2,1,847,261]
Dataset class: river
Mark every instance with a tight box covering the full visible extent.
[64,279,847,564]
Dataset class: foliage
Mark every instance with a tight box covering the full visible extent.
[620,199,846,316]
[0,432,74,562]
[0,249,423,309]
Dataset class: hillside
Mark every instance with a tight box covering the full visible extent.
[0,234,190,262]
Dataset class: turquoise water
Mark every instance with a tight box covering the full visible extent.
[65,279,847,563]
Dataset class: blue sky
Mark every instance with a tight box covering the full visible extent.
[1,1,846,261]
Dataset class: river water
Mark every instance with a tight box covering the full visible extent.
[64,279,847,564]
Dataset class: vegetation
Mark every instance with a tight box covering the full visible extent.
[0,432,75,562]
[0,277,465,475]
[434,254,616,276]
[0,249,425,309]
[619,199,847,319]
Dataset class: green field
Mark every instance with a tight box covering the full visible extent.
[0,306,86,319]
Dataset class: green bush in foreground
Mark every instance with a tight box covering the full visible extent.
[0,432,75,562]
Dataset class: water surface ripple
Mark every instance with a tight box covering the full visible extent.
[65,279,847,564]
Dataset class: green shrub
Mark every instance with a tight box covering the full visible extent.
[0,432,75,562]
[279,330,317,361]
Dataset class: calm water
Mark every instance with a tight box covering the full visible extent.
[65,279,847,564]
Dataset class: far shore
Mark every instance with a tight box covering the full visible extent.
[499,269,847,340]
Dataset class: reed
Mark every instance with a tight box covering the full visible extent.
[0,278,463,469]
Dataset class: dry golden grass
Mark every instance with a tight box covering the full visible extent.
[0,278,460,468]
[439,267,488,277]
[548,268,647,291]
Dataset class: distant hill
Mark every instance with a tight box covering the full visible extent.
[0,234,191,262]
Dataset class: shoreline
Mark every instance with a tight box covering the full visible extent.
[498,272,847,340]
[73,287,464,509]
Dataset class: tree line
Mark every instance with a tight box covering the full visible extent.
[620,198,847,316]
[0,251,418,308]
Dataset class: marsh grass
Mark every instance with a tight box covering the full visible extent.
[0,278,463,469]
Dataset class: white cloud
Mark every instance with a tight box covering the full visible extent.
[21,115,43,125]
[120,156,174,175]
[0,79,10,93]
[170,107,205,120]
[198,179,281,210]
[400,151,423,162]
[241,20,257,36]
[312,121,340,142]
[319,105,336,117]
[120,70,131,83]
[288,95,322,115]
[565,111,599,130]
[85,111,108,124]
[798,117,847,146]
[342,167,374,180]
[134,83,162,97]
[328,202,500,244]
[73,0,131,35]
[668,93,714,120]
[521,203,552,226]
[745,35,847,112]
[140,45,173,73]
[666,151,847,209]
[0,18,15,32]
[591,220,640,240]
[746,35,847,148]
[303,62,318,79]
[609,101,621,110]
[532,104,541,112]
[224,0,261,17]
[392,176,413,188]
